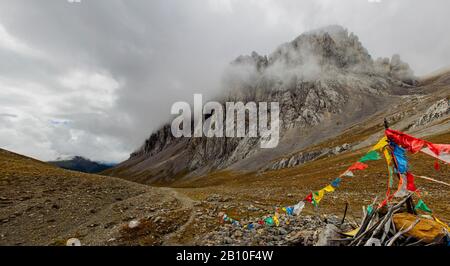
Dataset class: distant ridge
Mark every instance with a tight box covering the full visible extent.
[48,156,116,173]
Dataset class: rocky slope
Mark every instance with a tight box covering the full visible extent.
[0,149,194,245]
[105,25,447,185]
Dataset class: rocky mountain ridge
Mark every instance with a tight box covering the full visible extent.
[105,25,444,185]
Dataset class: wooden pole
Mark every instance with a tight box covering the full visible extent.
[341,202,348,226]
[384,118,389,130]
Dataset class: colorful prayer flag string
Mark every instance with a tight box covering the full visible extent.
[217,129,448,231]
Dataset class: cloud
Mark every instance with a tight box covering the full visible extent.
[0,0,449,162]
[0,23,38,56]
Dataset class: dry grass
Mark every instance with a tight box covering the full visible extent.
[0,148,181,246]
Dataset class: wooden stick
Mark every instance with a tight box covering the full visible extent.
[350,194,411,246]
[341,202,348,226]
[386,218,420,246]
[350,214,384,246]
[370,209,392,240]
[354,206,373,239]
[380,217,391,243]
[390,217,397,235]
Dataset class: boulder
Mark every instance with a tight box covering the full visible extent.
[314,224,340,246]
[393,213,446,244]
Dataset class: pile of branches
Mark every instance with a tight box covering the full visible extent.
[338,194,448,246]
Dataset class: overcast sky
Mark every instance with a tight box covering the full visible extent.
[0,0,449,162]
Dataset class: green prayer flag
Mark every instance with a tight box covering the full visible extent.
[264,217,274,226]
[367,205,374,215]
[359,150,381,163]
[414,199,432,213]
[312,196,318,207]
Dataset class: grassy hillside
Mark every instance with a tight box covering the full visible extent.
[0,149,189,246]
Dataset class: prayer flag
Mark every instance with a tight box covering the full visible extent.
[421,147,450,164]
[313,190,325,204]
[264,217,274,226]
[343,171,354,177]
[434,160,440,171]
[392,143,408,174]
[348,162,369,171]
[383,149,392,165]
[359,150,381,162]
[286,206,294,216]
[293,201,305,216]
[304,193,313,203]
[367,205,374,215]
[331,178,342,187]
[273,215,280,227]
[406,172,417,191]
[323,185,335,193]
[385,129,426,153]
[371,136,389,151]
[415,199,432,213]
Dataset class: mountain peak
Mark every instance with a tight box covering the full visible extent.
[269,25,372,71]
[231,25,415,83]
[302,24,349,40]
[107,26,426,184]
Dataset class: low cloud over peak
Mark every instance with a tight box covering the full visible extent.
[0,0,449,162]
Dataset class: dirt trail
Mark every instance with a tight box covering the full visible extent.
[159,188,197,245]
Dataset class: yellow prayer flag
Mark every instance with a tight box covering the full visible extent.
[273,215,280,227]
[313,189,325,203]
[371,136,388,151]
[324,185,335,193]
[433,216,450,231]
[383,149,392,165]
[342,227,360,237]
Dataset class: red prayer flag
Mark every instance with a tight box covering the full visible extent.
[436,144,450,153]
[434,160,440,171]
[406,172,417,191]
[348,162,369,171]
[304,193,313,203]
[385,129,426,154]
[427,143,450,156]
[378,199,388,208]
[386,129,450,156]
